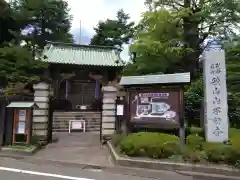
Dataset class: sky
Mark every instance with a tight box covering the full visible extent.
[67,0,146,61]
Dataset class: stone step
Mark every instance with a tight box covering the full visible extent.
[52,111,101,132]
[53,116,101,119]
[53,122,101,127]
[53,111,101,115]
[52,117,101,121]
[52,120,101,125]
[52,125,100,130]
[52,123,101,127]
[52,116,101,119]
[53,130,101,133]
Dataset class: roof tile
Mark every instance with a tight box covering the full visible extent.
[41,41,124,67]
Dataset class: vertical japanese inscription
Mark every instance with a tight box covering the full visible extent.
[203,50,228,142]
[210,63,223,136]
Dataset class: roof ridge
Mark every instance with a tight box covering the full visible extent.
[46,41,120,51]
[122,72,190,78]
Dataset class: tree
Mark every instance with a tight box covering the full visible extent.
[90,9,135,50]
[15,0,73,50]
[0,0,73,95]
[124,0,240,78]
[122,10,188,76]
[0,0,20,44]
[0,45,46,93]
[225,36,240,92]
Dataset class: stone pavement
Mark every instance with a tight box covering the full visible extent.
[34,132,113,167]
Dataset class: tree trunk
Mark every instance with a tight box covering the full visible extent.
[183,0,201,80]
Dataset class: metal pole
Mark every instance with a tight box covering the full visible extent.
[79,20,82,44]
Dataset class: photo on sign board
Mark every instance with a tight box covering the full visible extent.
[130,90,180,124]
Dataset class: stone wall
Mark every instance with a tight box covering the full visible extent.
[101,86,117,139]
[33,82,49,140]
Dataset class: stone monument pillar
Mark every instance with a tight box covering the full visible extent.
[33,82,50,141]
[101,86,117,140]
[203,48,228,142]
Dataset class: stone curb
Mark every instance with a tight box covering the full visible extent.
[107,141,240,178]
[176,170,240,180]
[0,145,40,156]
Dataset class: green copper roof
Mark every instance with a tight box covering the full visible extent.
[7,102,38,108]
[41,41,124,67]
[119,73,191,86]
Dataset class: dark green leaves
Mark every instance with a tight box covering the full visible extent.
[90,9,135,50]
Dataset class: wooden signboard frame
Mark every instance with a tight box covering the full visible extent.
[6,102,38,145]
[119,73,190,145]
[12,108,32,145]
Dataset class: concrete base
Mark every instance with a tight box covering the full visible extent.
[107,141,240,179]
[1,145,40,156]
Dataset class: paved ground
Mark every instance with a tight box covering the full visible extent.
[1,132,235,179]
[0,133,195,179]
[0,157,195,180]
[35,132,112,167]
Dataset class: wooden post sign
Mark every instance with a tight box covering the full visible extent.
[7,102,38,145]
[119,73,191,144]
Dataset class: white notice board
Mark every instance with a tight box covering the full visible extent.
[19,110,26,121]
[69,120,86,133]
[17,122,25,134]
[71,121,82,129]
[117,105,124,115]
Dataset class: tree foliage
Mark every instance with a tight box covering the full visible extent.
[122,10,188,75]
[15,0,73,49]
[225,37,240,92]
[124,0,240,78]
[0,0,20,44]
[90,9,135,50]
[0,45,46,88]
[0,0,73,95]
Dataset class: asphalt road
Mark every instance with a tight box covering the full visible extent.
[0,157,195,180]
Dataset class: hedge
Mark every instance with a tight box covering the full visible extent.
[119,132,181,159]
[117,130,240,167]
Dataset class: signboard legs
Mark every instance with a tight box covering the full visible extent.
[179,86,185,145]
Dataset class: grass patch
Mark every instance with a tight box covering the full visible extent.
[8,145,36,150]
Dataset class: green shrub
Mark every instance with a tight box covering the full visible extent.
[111,134,125,147]
[117,131,240,167]
[31,135,41,145]
[203,143,227,163]
[187,126,204,137]
[182,148,207,163]
[203,142,239,165]
[228,129,240,166]
[229,128,240,139]
[186,134,204,150]
[119,132,181,159]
